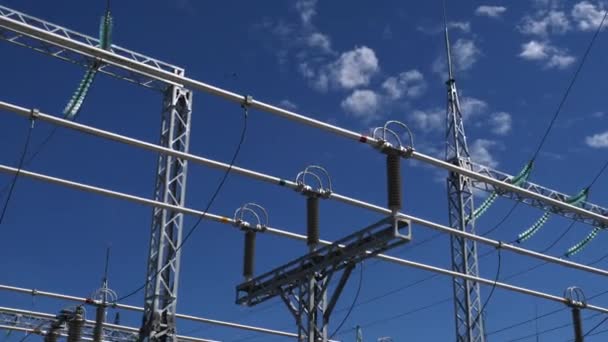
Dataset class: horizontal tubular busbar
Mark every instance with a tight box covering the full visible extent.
[0,103,607,278]
[1,168,608,315]
[0,285,299,339]
[0,306,219,342]
[0,13,606,226]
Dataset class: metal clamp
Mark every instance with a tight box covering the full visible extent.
[234,203,268,232]
[565,286,587,308]
[295,165,333,198]
[372,120,415,157]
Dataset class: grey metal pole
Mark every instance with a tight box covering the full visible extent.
[572,307,584,342]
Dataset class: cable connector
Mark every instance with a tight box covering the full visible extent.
[371,120,415,157]
[234,203,268,232]
[565,286,587,308]
[295,165,333,199]
[29,108,39,127]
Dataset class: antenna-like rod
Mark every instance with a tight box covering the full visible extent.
[103,246,110,287]
[443,0,454,81]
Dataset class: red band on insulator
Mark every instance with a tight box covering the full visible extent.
[359,136,368,143]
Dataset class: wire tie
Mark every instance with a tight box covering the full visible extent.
[29,108,39,127]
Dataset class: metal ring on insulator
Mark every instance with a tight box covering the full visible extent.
[372,120,415,155]
[564,286,587,307]
[234,203,268,232]
[295,165,333,197]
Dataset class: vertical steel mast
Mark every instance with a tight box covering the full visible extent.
[141,77,193,341]
[443,6,485,342]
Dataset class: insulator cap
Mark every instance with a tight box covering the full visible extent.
[386,153,402,211]
[307,196,320,247]
[243,231,256,280]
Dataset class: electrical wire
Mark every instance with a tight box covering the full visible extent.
[504,312,603,342]
[0,118,35,226]
[115,104,249,303]
[530,8,608,161]
[329,262,364,340]
[583,315,608,337]
[477,246,502,322]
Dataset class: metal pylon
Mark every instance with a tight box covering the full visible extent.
[141,81,193,342]
[443,20,485,342]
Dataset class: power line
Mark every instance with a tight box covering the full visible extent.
[329,262,364,340]
[478,247,502,322]
[583,315,608,337]
[530,8,608,161]
[115,104,249,303]
[0,118,35,226]
[504,312,603,342]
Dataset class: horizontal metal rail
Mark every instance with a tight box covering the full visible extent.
[0,284,299,339]
[0,4,181,90]
[0,102,606,279]
[0,306,218,342]
[0,12,606,223]
[0,165,607,314]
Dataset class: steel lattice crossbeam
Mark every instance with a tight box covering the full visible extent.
[236,217,411,307]
[0,4,181,90]
[470,161,608,228]
[0,306,138,342]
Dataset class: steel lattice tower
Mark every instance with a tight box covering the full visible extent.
[141,82,193,342]
[443,23,485,342]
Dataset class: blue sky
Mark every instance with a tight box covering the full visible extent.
[0,0,607,341]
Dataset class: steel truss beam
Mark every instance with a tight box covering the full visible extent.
[0,306,218,342]
[0,5,181,90]
[141,85,192,341]
[470,161,606,227]
[0,12,604,228]
[238,217,410,342]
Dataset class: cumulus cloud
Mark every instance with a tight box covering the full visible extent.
[433,39,481,75]
[318,46,379,90]
[460,97,488,120]
[448,21,472,32]
[410,108,444,132]
[295,0,317,25]
[585,131,608,148]
[572,1,606,31]
[469,139,500,167]
[519,10,570,36]
[476,5,507,18]
[341,90,382,121]
[382,70,426,100]
[306,32,332,53]
[519,40,575,69]
[489,112,512,135]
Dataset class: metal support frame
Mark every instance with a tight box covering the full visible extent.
[0,5,180,90]
[237,216,410,341]
[0,306,218,342]
[443,25,484,342]
[141,83,192,341]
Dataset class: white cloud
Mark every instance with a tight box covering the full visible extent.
[295,0,317,25]
[547,54,576,69]
[572,1,606,31]
[460,97,488,120]
[489,112,512,135]
[410,108,444,132]
[322,46,379,89]
[382,70,426,100]
[519,40,550,59]
[453,39,481,71]
[476,5,507,18]
[519,10,570,36]
[306,32,332,53]
[341,90,382,121]
[279,99,298,110]
[433,39,481,75]
[518,40,575,69]
[470,139,500,167]
[585,131,608,148]
[448,21,471,32]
